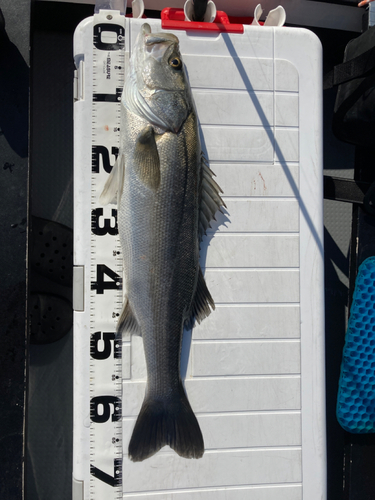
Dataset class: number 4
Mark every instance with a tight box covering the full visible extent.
[91,265,122,294]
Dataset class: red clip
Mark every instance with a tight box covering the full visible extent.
[161,8,245,34]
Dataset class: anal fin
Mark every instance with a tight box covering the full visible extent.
[186,267,215,327]
[117,298,141,336]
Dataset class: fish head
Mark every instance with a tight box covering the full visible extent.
[138,23,185,92]
[132,23,192,133]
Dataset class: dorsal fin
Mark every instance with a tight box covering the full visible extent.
[198,153,225,241]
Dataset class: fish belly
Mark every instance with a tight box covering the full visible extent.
[118,111,204,461]
[120,110,200,387]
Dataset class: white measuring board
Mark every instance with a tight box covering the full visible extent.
[73,13,326,500]
[73,10,125,500]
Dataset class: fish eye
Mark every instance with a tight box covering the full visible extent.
[169,57,182,70]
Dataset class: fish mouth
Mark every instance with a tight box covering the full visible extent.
[145,34,178,46]
[141,23,179,47]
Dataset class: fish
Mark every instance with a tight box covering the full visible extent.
[100,23,225,462]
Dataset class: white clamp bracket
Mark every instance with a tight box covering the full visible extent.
[252,4,286,27]
[132,0,144,18]
[184,0,217,23]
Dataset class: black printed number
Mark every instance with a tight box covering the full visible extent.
[90,459,122,487]
[91,265,122,294]
[90,332,121,359]
[90,396,122,423]
[93,87,122,103]
[92,145,118,174]
[93,24,124,51]
[92,208,118,236]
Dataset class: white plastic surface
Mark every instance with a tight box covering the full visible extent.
[252,4,286,27]
[184,0,217,22]
[131,0,144,19]
[74,16,325,500]
[73,15,94,493]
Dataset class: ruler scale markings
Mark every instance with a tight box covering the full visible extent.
[89,10,125,500]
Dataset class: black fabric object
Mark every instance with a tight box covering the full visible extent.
[324,26,375,147]
[192,0,208,21]
[323,176,370,204]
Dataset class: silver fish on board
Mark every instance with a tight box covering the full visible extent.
[100,23,225,462]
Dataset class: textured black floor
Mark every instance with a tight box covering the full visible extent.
[27,3,92,500]
[0,1,30,499]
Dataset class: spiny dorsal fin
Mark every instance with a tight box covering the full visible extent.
[186,267,215,327]
[134,125,160,190]
[99,152,125,207]
[117,298,141,336]
[199,153,225,241]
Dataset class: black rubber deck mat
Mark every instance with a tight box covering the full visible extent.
[30,216,73,287]
[29,292,72,345]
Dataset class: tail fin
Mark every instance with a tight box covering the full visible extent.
[128,385,204,462]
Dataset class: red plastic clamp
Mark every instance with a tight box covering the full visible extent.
[161,8,246,34]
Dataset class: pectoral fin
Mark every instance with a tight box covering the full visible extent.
[134,126,160,190]
[99,152,125,207]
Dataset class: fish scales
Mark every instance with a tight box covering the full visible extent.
[100,23,224,462]
[121,109,200,394]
